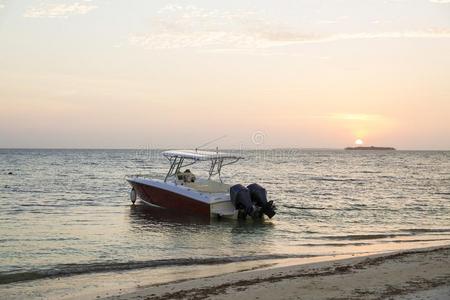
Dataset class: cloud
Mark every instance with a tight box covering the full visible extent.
[308,113,386,122]
[429,0,450,3]
[322,29,450,42]
[24,1,97,18]
[330,114,385,121]
[316,20,338,25]
[130,5,299,50]
[129,5,450,52]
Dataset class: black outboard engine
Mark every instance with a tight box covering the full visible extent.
[247,183,276,218]
[230,184,254,218]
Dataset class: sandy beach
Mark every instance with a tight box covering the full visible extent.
[105,246,450,300]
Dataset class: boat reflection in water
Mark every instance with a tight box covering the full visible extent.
[128,203,212,226]
[128,203,275,229]
[127,203,278,258]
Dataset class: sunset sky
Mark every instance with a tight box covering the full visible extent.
[1,0,449,149]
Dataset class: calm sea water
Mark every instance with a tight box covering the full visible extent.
[1,149,450,284]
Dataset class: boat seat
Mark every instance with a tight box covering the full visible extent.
[184,180,230,193]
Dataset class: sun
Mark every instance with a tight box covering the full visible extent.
[355,139,364,145]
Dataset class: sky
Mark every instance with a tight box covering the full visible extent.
[0,0,449,150]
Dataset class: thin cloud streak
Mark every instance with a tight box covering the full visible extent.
[320,29,450,43]
[429,0,450,3]
[306,113,386,122]
[129,5,450,51]
[24,1,97,18]
[130,28,450,51]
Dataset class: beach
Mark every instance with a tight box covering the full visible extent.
[105,245,450,300]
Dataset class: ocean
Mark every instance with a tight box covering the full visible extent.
[1,149,449,290]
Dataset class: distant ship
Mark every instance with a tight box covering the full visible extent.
[345,146,396,150]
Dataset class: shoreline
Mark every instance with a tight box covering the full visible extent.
[1,244,449,299]
[104,245,450,300]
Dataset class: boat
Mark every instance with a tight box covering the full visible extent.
[126,150,276,220]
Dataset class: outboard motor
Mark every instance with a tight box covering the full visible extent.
[247,183,276,218]
[230,184,254,218]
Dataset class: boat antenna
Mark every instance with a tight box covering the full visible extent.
[195,135,227,152]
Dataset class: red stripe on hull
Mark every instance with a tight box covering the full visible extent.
[129,181,211,216]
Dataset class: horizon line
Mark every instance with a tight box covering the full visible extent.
[0,147,449,151]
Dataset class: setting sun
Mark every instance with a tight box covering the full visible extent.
[355,139,364,145]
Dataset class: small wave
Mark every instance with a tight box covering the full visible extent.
[0,237,79,243]
[309,177,363,182]
[0,254,316,285]
[19,204,68,207]
[387,238,450,243]
[282,205,326,210]
[317,233,412,241]
[399,228,450,234]
[297,242,371,247]
[83,162,99,165]
[282,205,398,212]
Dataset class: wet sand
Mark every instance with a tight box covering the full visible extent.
[105,246,450,300]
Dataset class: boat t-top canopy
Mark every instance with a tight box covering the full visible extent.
[162,150,243,182]
[162,150,243,161]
